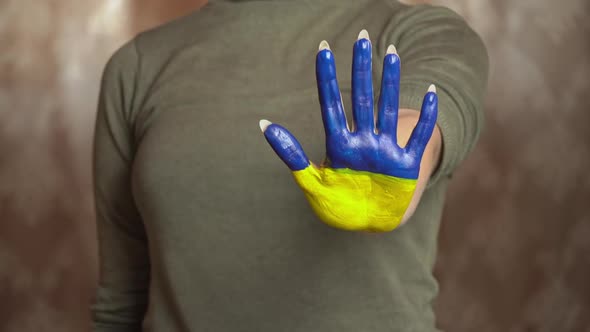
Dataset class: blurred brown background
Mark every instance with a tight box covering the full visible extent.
[1,0,588,331]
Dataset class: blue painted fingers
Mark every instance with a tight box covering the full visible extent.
[260,30,438,179]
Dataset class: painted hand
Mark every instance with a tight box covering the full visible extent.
[260,30,438,232]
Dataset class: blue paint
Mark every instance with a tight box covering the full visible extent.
[263,123,310,171]
[325,90,437,179]
[264,36,438,180]
[406,92,438,159]
[377,53,401,137]
[351,38,374,133]
[316,49,348,137]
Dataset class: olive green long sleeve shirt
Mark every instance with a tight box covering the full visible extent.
[91,0,488,331]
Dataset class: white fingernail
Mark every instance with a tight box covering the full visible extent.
[386,44,397,55]
[358,29,369,41]
[259,119,272,132]
[318,40,331,51]
[428,84,436,93]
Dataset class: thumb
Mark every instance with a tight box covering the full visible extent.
[260,120,310,171]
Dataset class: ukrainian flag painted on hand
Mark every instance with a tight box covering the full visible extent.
[260,30,438,233]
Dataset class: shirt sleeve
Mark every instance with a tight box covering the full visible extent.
[386,4,489,186]
[91,39,150,331]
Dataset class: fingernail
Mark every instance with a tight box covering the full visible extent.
[428,84,436,94]
[259,119,272,132]
[357,29,369,41]
[386,44,397,55]
[318,40,330,51]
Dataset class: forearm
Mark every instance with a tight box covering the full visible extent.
[397,108,442,224]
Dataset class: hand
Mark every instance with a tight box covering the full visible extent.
[260,30,438,232]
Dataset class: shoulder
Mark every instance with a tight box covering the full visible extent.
[131,3,225,61]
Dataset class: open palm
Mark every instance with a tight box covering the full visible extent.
[260,30,438,232]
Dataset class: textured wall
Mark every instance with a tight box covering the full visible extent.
[0,0,588,331]
[427,1,590,331]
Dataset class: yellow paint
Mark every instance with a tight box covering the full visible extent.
[292,165,417,232]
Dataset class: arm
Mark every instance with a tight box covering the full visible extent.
[260,5,487,232]
[91,40,149,331]
[392,4,489,223]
